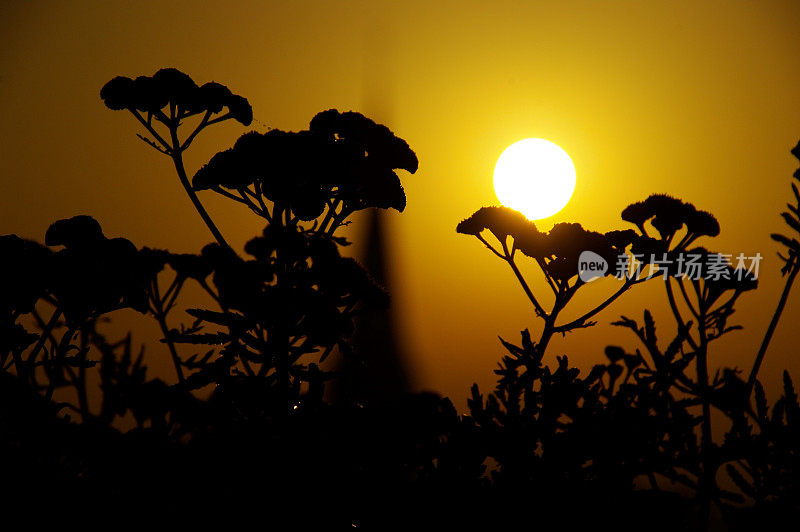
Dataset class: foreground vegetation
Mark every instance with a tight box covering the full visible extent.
[1,68,798,530]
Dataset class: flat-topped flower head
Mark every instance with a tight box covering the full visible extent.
[622,194,719,243]
[45,216,151,321]
[536,223,617,283]
[45,215,105,249]
[193,110,416,222]
[310,109,418,174]
[0,235,52,316]
[456,206,539,242]
[101,68,252,126]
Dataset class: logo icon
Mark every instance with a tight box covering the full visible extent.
[578,250,608,282]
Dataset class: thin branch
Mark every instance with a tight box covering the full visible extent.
[677,276,701,320]
[501,239,547,319]
[151,277,185,383]
[238,189,266,217]
[554,278,635,333]
[746,257,800,397]
[136,134,170,155]
[180,111,212,151]
[318,199,341,234]
[26,307,62,375]
[205,112,233,126]
[535,257,559,296]
[665,276,700,351]
[129,109,172,152]
[475,234,505,260]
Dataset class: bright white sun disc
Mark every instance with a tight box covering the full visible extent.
[493,138,576,220]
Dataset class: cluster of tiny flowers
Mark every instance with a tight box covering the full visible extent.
[613,252,762,281]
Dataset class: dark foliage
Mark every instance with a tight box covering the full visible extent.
[1,69,799,530]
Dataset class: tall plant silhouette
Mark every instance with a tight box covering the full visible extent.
[457,194,770,529]
[101,68,253,247]
[457,206,646,353]
[747,140,800,396]
[166,109,419,414]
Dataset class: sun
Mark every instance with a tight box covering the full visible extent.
[493,138,576,220]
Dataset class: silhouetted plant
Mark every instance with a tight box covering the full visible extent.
[101,68,253,247]
[457,205,645,353]
[192,109,417,236]
[457,190,786,529]
[747,140,800,396]
[4,65,800,530]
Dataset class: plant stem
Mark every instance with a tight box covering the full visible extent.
[26,308,62,379]
[152,278,185,383]
[168,128,229,248]
[501,240,547,318]
[554,278,634,333]
[746,260,800,397]
[696,301,713,531]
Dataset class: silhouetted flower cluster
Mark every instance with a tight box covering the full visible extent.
[622,193,720,242]
[101,68,255,248]
[193,109,417,230]
[101,68,252,126]
[45,216,153,322]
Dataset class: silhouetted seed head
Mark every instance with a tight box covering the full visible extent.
[309,109,418,174]
[620,201,650,227]
[167,252,213,281]
[193,148,257,190]
[541,223,616,281]
[604,229,638,252]
[456,206,537,242]
[226,94,253,126]
[622,194,717,242]
[685,209,720,238]
[194,110,413,218]
[630,235,668,259]
[45,215,104,248]
[349,163,406,212]
[604,345,625,363]
[0,235,52,315]
[644,194,689,239]
[151,67,199,104]
[190,81,231,114]
[130,75,169,113]
[44,217,152,320]
[99,76,135,110]
[101,68,253,125]
[201,242,239,265]
[701,250,758,298]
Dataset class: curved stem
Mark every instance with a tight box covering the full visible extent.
[677,277,700,320]
[168,129,229,248]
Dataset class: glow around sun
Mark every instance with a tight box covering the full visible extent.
[493,138,576,220]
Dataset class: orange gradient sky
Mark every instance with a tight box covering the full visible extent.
[2,0,800,407]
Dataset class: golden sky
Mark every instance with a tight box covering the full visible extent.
[2,0,800,406]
